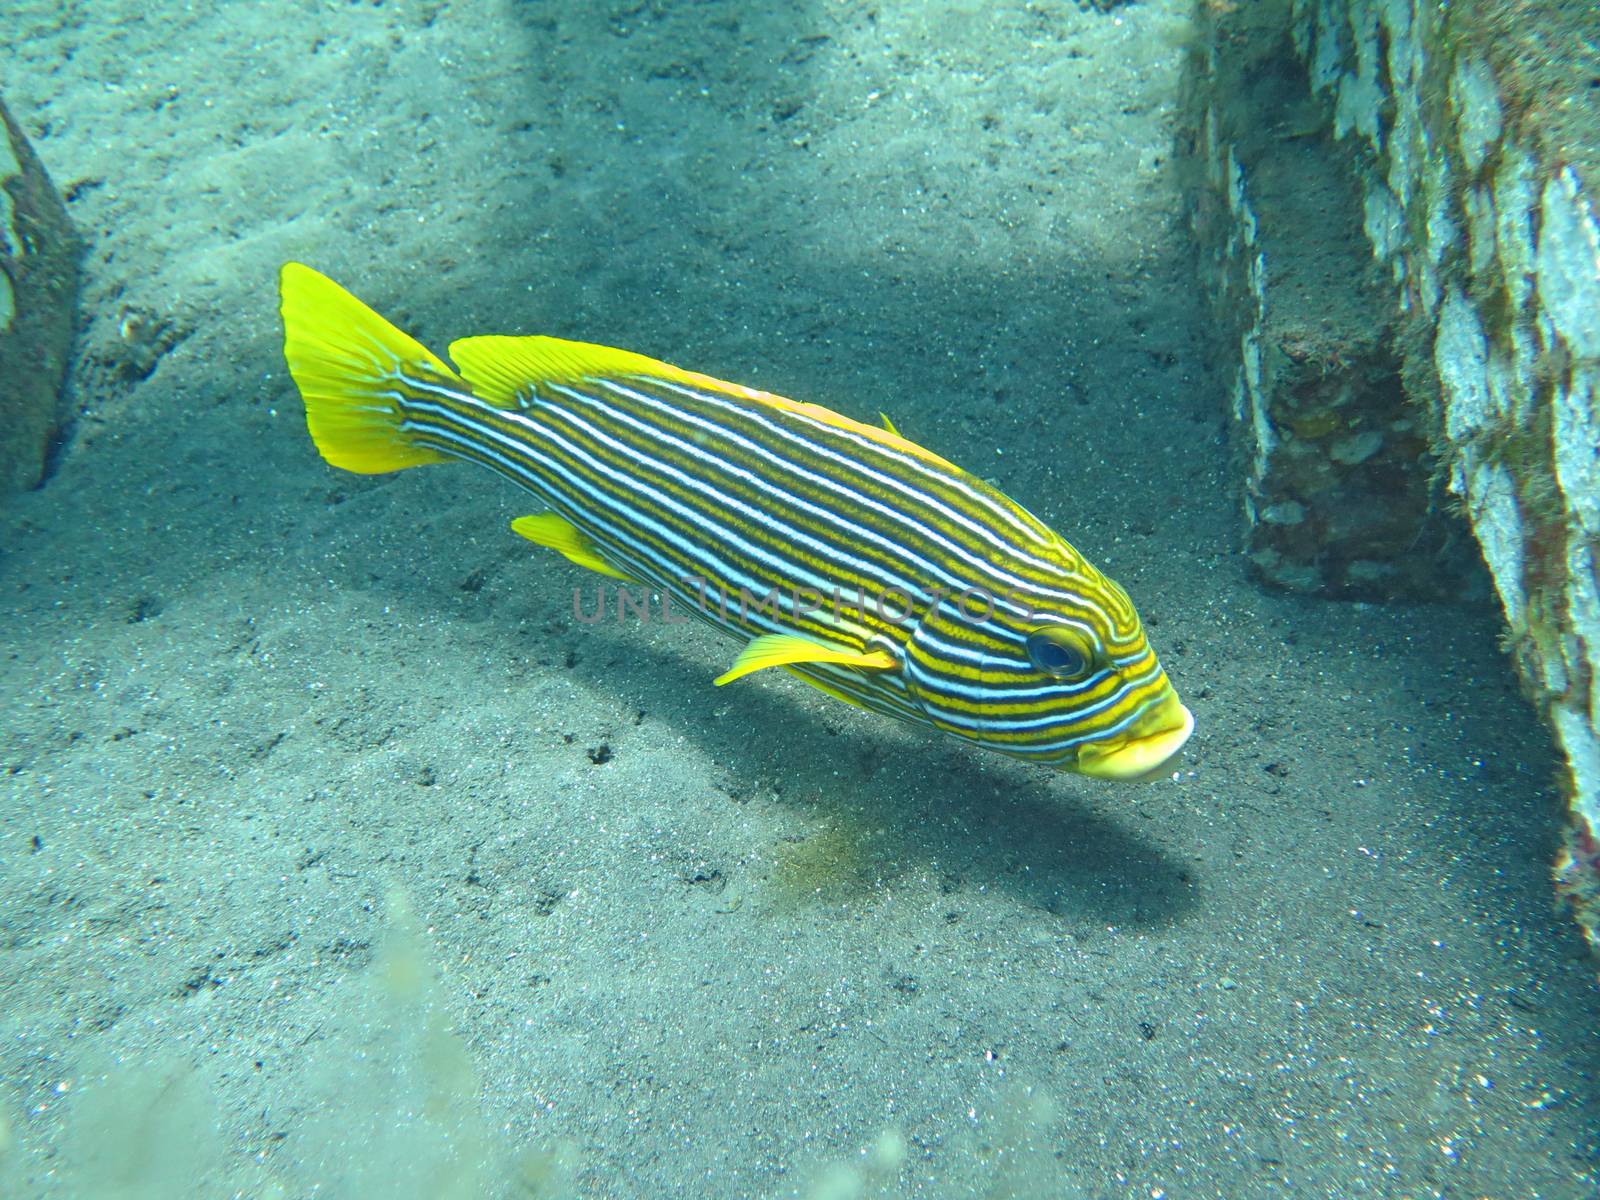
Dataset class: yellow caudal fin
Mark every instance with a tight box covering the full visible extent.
[278,262,462,474]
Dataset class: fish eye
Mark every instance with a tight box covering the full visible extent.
[1025,627,1096,679]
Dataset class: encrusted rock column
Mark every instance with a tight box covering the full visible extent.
[1182,2,1473,600]
[1185,0,1600,951]
[0,95,83,495]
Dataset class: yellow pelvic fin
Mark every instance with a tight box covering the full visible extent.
[510,513,634,581]
[780,665,873,711]
[278,262,461,474]
[714,632,897,687]
[879,412,900,436]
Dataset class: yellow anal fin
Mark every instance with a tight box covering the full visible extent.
[511,513,634,581]
[879,412,900,436]
[714,632,896,687]
[279,262,460,474]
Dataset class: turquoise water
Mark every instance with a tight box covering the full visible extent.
[1,3,1596,1197]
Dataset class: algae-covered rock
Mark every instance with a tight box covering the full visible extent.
[1184,0,1600,954]
[1179,1,1475,601]
[0,95,83,494]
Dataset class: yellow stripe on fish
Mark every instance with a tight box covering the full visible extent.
[278,262,1193,780]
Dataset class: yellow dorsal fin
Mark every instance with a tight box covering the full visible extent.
[279,262,461,473]
[770,397,954,468]
[510,513,634,581]
[714,632,896,687]
[879,412,900,436]
[448,335,700,408]
[446,334,956,468]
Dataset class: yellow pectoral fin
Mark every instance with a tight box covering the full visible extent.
[714,632,897,687]
[511,513,634,581]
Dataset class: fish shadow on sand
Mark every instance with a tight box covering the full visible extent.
[536,616,1200,932]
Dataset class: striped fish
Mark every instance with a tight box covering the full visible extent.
[279,263,1193,780]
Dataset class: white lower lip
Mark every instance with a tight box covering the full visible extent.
[1076,701,1195,781]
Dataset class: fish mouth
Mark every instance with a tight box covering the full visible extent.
[1073,691,1195,782]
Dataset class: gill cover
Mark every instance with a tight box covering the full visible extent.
[901,598,1193,779]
